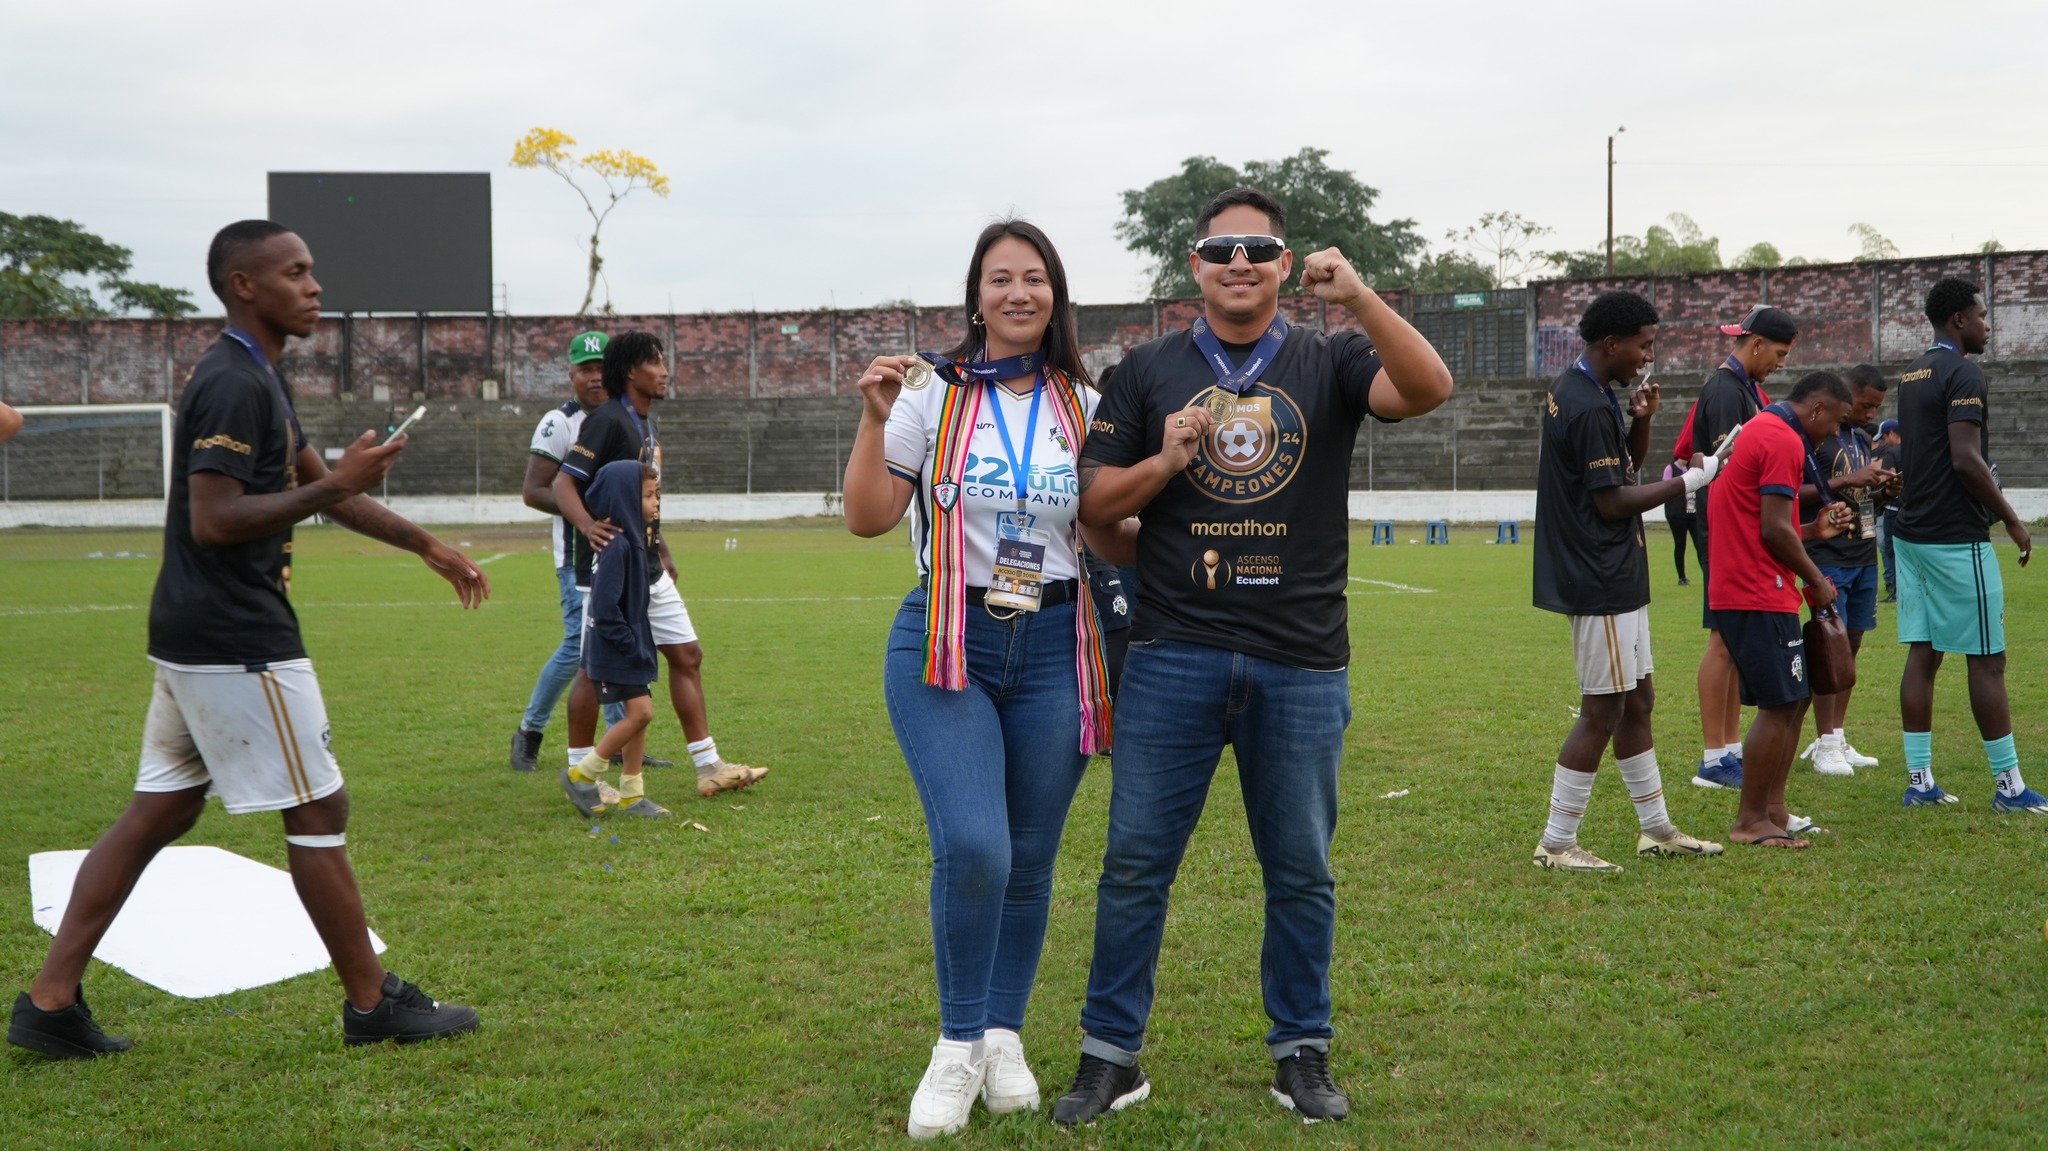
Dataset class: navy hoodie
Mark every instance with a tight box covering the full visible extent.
[582,460,658,686]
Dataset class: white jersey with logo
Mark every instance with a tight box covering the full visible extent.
[530,400,588,568]
[883,379,1097,586]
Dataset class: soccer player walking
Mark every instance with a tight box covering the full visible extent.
[1530,291,1724,874]
[1055,188,1453,1125]
[8,221,484,1057]
[1892,278,2042,812]
[1708,372,1856,849]
[509,330,624,772]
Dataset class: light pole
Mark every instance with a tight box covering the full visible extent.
[1606,125,1626,276]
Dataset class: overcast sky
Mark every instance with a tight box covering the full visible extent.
[7,0,2046,318]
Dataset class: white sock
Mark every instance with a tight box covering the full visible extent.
[1543,765,1595,849]
[1617,749,1672,836]
[1995,768,2028,798]
[1702,747,1719,769]
[1832,727,1849,742]
[1820,732,1844,748]
[688,737,719,770]
[1723,742,1745,763]
[568,746,594,768]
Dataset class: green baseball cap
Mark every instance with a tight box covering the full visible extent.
[568,331,609,364]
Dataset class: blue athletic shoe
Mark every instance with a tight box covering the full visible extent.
[1902,784,1960,807]
[1991,787,2048,815]
[1691,754,1744,790]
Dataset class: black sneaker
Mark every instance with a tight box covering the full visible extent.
[341,972,479,1047]
[510,729,542,772]
[1271,1047,1349,1121]
[614,752,676,768]
[8,988,133,1059]
[1051,1053,1150,1125]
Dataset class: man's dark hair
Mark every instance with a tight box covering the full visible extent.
[1578,290,1659,344]
[1925,277,1982,328]
[1194,188,1287,240]
[601,330,665,398]
[1787,370,1852,405]
[1845,363,1888,394]
[206,220,293,303]
[941,218,1090,388]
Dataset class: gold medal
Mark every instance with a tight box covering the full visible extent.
[1204,389,1237,425]
[901,357,932,391]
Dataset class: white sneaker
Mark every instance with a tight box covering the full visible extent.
[1842,742,1881,768]
[1812,742,1855,776]
[908,1039,984,1139]
[980,1028,1041,1113]
[1798,738,1820,761]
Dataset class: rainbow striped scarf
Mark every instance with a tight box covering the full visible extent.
[922,369,1112,754]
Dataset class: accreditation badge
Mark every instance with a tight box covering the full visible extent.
[985,512,1050,614]
[1855,491,1876,539]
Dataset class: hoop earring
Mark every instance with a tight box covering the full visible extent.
[971,312,985,327]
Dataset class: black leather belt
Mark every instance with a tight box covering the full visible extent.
[924,578,1080,608]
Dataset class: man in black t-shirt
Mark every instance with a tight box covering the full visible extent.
[1689,305,1795,793]
[1799,365,1895,777]
[1873,419,1903,600]
[1892,277,2041,813]
[9,221,484,1060]
[552,332,767,800]
[1051,188,1454,1127]
[1530,291,1723,875]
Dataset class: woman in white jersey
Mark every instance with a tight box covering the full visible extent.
[843,219,1134,1139]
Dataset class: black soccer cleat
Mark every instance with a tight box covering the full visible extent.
[1271,1047,1349,1121]
[510,728,543,772]
[341,972,479,1047]
[1051,1053,1150,1125]
[8,988,133,1059]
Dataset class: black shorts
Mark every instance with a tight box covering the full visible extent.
[593,679,652,705]
[1716,609,1810,709]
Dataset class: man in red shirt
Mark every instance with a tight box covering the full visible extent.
[1707,371,1855,848]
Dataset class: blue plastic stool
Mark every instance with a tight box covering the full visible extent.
[1496,520,1519,544]
[1371,521,1394,546]
[1426,520,1451,545]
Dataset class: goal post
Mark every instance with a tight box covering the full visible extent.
[2,403,175,513]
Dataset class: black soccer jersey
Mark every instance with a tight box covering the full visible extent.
[1533,365,1650,617]
[148,335,310,665]
[560,396,663,587]
[1894,344,1991,545]
[1806,426,1879,567]
[1688,359,1767,532]
[1080,323,1387,671]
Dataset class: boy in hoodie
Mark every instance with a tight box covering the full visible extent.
[560,461,668,818]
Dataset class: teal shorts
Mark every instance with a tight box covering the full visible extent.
[1895,538,2005,655]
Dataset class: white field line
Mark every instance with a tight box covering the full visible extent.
[474,553,513,565]
[1348,578,1438,594]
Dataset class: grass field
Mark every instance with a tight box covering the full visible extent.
[2,520,2044,1150]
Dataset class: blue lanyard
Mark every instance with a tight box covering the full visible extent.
[1574,357,1626,434]
[985,376,1044,510]
[221,327,298,430]
[1930,339,1960,354]
[1764,401,1834,504]
[1190,315,1288,395]
[617,396,652,451]
[924,345,1045,385]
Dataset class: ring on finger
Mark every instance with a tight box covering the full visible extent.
[1175,416,1187,427]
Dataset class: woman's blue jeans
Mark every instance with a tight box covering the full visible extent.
[884,586,1090,1041]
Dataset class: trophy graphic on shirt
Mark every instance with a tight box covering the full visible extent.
[1202,549,1221,590]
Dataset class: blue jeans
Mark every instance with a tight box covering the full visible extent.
[1079,639,1350,1062]
[884,586,1090,1041]
[521,564,623,734]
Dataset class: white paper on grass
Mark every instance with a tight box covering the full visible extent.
[28,845,386,999]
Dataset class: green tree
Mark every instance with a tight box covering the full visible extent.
[1540,213,1724,279]
[1848,222,1900,262]
[1732,241,1783,270]
[1444,210,1551,288]
[1115,148,1424,300]
[0,212,196,318]
[1407,250,1493,294]
[1978,238,2006,254]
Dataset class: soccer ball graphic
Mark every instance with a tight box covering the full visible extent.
[1216,418,1263,462]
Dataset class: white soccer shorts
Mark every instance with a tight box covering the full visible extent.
[136,659,345,814]
[1570,607,1654,696]
[582,570,698,647]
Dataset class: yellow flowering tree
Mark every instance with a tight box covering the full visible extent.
[510,127,672,316]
